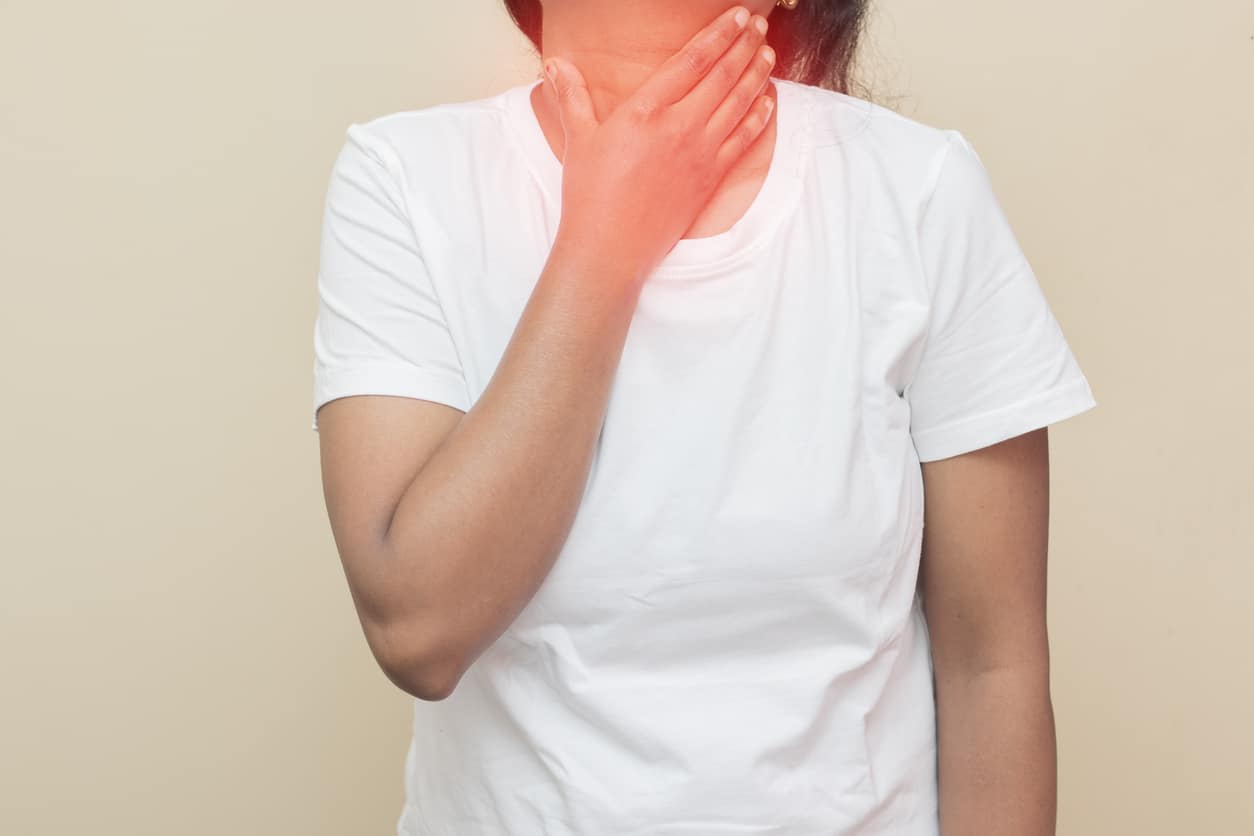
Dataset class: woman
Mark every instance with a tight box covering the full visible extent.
[311,2,1097,833]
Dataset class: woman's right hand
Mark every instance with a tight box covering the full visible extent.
[543,5,777,285]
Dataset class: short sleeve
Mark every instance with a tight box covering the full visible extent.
[311,123,470,432]
[905,129,1097,462]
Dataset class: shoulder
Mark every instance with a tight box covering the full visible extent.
[325,89,515,231]
[337,89,510,175]
[789,80,966,204]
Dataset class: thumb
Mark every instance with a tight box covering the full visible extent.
[544,57,596,142]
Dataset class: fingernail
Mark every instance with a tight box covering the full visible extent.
[734,8,750,28]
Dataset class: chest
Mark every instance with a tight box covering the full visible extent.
[424,159,934,613]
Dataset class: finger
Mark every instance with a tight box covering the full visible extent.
[545,56,598,143]
[682,14,770,131]
[633,5,751,115]
[713,91,774,175]
[704,38,775,145]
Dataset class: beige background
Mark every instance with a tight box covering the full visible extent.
[2,0,1250,833]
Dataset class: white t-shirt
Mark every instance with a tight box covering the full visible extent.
[310,77,1097,835]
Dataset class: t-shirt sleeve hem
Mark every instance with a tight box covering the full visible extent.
[312,363,472,431]
[910,376,1097,463]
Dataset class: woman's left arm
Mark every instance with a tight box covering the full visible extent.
[919,426,1058,836]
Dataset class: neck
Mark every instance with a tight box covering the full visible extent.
[532,1,781,126]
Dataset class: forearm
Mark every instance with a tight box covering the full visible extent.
[379,235,646,698]
[934,662,1057,836]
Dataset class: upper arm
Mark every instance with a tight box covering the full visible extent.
[905,130,1097,678]
[317,395,463,629]
[905,129,1096,464]
[309,120,471,680]
[918,427,1051,682]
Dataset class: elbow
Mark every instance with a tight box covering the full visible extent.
[385,658,460,703]
[365,615,466,702]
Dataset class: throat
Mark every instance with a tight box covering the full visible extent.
[527,80,779,242]
[682,118,777,240]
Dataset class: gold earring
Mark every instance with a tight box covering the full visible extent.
[775,0,799,8]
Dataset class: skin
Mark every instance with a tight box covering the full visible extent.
[530,0,782,240]
[920,427,1058,835]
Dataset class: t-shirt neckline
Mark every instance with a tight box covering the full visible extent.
[502,77,811,280]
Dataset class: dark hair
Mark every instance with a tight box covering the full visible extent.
[500,1,873,99]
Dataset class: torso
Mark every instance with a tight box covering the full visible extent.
[364,76,963,834]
